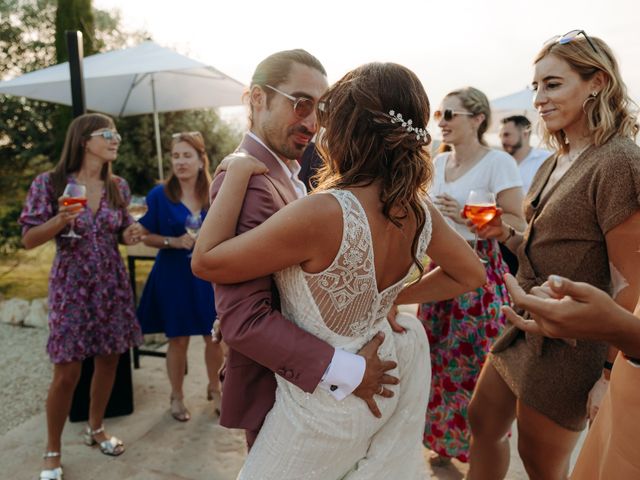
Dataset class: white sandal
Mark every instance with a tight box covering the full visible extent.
[207,387,222,417]
[39,452,63,480]
[83,425,125,456]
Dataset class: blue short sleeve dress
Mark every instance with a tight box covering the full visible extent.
[136,185,216,337]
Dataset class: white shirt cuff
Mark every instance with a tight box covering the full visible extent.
[626,358,640,368]
[318,349,366,401]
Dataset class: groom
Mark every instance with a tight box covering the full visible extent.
[210,50,398,447]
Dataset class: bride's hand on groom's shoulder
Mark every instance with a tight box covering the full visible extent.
[214,152,268,177]
[353,332,399,418]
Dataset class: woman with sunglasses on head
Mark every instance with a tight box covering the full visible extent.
[19,113,143,480]
[413,87,525,467]
[467,31,640,480]
[136,131,223,422]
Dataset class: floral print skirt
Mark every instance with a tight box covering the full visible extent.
[418,239,510,462]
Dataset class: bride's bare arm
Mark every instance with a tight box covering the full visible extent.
[394,202,486,305]
[192,188,337,284]
[192,153,267,255]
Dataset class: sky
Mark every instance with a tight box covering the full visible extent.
[93,0,640,132]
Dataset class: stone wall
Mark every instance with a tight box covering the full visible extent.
[0,298,166,344]
[0,298,47,328]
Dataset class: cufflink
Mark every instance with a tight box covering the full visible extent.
[330,385,338,392]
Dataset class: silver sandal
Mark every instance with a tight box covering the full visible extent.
[83,425,125,456]
[39,452,63,480]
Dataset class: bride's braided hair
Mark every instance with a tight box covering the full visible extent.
[315,62,433,275]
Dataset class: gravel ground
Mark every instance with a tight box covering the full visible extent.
[0,323,50,435]
[0,323,581,480]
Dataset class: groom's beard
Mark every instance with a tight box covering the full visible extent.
[285,125,314,159]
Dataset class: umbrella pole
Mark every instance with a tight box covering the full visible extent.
[151,74,164,181]
[153,110,163,181]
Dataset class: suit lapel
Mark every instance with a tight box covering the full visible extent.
[237,135,299,205]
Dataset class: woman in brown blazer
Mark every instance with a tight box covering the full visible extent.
[466,31,640,480]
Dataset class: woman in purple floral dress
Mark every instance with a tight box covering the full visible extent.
[417,87,525,465]
[20,113,143,480]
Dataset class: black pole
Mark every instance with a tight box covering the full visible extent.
[66,30,86,118]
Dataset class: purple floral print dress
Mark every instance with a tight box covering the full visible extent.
[19,172,142,364]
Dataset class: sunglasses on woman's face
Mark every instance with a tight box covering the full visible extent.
[434,109,474,122]
[545,29,598,54]
[265,84,316,119]
[90,130,121,142]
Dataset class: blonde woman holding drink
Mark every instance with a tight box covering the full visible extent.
[413,87,525,466]
[136,131,223,421]
[20,113,143,480]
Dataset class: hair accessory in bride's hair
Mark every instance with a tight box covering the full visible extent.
[389,110,429,143]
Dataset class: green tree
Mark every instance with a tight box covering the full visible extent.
[93,7,149,51]
[0,0,241,257]
[0,0,58,254]
[117,109,242,196]
[55,0,95,62]
[52,0,96,155]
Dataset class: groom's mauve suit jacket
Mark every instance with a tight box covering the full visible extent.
[211,134,334,432]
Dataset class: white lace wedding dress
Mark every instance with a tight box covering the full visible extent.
[238,190,432,480]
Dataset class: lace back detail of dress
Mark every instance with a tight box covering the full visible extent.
[304,190,432,338]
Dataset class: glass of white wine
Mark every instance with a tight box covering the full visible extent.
[128,195,148,221]
[185,213,202,258]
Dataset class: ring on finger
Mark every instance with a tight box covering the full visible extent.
[377,385,384,395]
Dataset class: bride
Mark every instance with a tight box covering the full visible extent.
[192,62,485,479]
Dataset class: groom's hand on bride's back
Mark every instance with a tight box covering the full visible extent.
[353,332,399,418]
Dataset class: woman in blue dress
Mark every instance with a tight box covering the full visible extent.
[137,131,223,421]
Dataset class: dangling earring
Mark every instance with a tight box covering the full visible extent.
[582,91,598,113]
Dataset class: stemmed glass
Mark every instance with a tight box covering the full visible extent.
[60,183,87,238]
[463,189,497,263]
[128,195,148,221]
[184,213,202,258]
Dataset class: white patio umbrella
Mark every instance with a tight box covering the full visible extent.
[0,41,246,179]
[490,87,538,127]
[491,87,536,113]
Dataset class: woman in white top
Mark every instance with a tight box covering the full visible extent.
[415,86,525,466]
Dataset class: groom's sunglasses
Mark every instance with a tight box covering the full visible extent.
[265,84,317,119]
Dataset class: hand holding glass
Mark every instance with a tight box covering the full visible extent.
[463,190,497,262]
[185,213,202,258]
[128,195,148,221]
[60,183,87,238]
